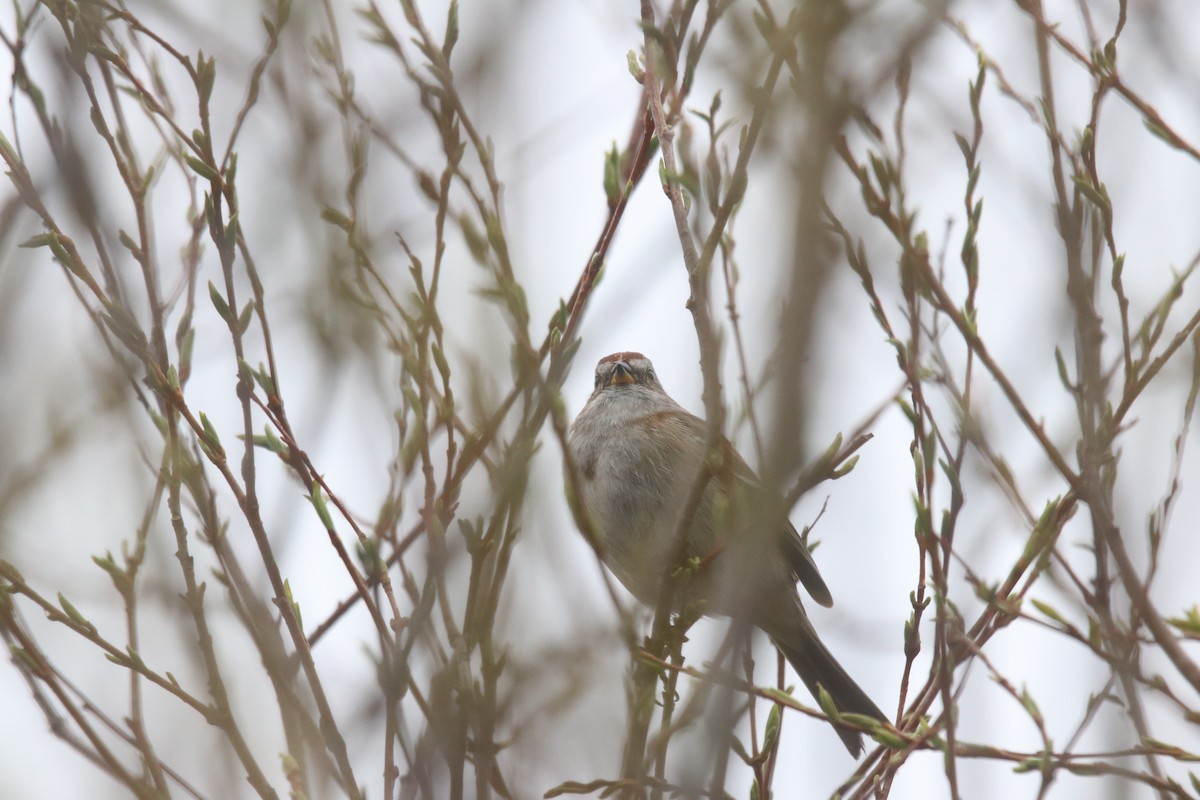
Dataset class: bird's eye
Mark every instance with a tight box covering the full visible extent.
[647,369,656,381]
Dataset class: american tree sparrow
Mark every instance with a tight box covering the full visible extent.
[567,351,886,756]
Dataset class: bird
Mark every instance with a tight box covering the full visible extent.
[567,351,887,756]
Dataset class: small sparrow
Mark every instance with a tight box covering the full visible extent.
[567,351,886,756]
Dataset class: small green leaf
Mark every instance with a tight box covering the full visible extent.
[58,594,95,631]
[198,412,225,458]
[92,552,130,594]
[1019,684,1043,723]
[762,700,781,753]
[431,342,451,383]
[460,214,488,264]
[1054,346,1073,390]
[237,301,254,335]
[815,683,840,722]
[208,281,231,323]
[416,170,439,201]
[820,432,844,464]
[184,154,220,182]
[223,212,239,253]
[871,726,909,750]
[19,232,55,249]
[124,645,147,671]
[626,49,644,83]
[966,163,981,197]
[282,578,302,629]
[321,207,353,230]
[196,54,216,104]
[1166,605,1200,638]
[308,484,334,530]
[1031,599,1069,627]
[117,229,144,261]
[953,132,971,161]
[47,233,71,265]
[356,538,385,582]
[904,616,921,659]
[1111,253,1125,288]
[730,735,753,765]
[1079,125,1093,155]
[12,646,42,672]
[0,129,20,165]
[831,455,860,479]
[602,142,620,206]
[1071,175,1108,211]
[247,426,286,455]
[442,0,459,57]
[87,45,122,64]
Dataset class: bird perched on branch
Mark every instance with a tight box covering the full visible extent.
[567,351,887,756]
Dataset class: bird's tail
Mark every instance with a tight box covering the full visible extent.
[769,627,887,757]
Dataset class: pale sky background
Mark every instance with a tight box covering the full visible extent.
[1,0,1199,798]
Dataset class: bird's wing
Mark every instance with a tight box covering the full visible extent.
[674,410,835,609]
[725,450,834,608]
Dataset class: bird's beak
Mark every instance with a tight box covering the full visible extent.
[609,362,635,386]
